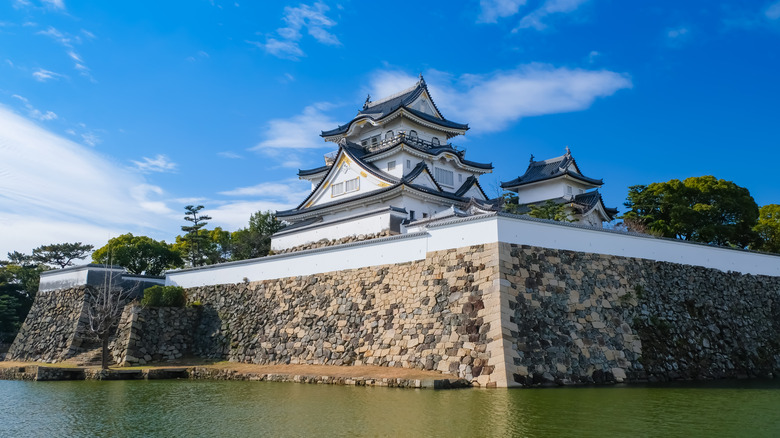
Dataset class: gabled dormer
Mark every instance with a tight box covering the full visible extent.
[320,76,468,145]
[501,147,603,205]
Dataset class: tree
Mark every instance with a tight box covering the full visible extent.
[181,205,212,267]
[528,200,576,222]
[753,204,780,253]
[86,274,134,370]
[231,211,285,260]
[32,242,94,268]
[622,176,759,247]
[0,253,47,342]
[500,192,522,215]
[92,234,184,276]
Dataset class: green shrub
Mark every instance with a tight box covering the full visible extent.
[141,285,186,307]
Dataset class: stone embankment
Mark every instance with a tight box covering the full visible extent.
[6,287,91,362]
[500,243,780,386]
[112,306,200,366]
[188,243,505,387]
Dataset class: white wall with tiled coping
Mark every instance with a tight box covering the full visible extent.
[164,213,780,288]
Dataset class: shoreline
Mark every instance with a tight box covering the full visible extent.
[0,361,471,389]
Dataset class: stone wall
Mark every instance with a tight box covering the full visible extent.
[6,287,90,362]
[499,243,780,386]
[274,230,395,254]
[112,306,201,366]
[186,243,506,387]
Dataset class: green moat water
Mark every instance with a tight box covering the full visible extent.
[1,379,779,437]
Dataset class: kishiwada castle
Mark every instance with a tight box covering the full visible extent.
[14,77,780,388]
[272,76,617,251]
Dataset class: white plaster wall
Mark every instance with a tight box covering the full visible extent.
[511,180,567,204]
[169,232,430,288]
[38,265,126,293]
[272,210,396,251]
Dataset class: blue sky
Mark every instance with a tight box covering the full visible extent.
[1,0,779,256]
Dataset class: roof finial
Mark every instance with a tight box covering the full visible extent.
[363,94,371,109]
[565,145,571,155]
[419,72,425,84]
[530,154,535,163]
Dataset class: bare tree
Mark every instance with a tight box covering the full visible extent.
[86,270,135,370]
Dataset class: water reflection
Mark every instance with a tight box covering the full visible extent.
[1,379,779,437]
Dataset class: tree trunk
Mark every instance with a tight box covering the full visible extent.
[101,335,110,370]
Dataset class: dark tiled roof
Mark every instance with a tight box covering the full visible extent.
[573,190,618,220]
[360,138,493,170]
[321,77,467,137]
[298,165,330,177]
[454,175,488,199]
[500,150,603,188]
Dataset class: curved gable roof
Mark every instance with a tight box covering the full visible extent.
[501,149,603,189]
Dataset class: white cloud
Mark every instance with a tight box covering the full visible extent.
[252,102,337,150]
[32,68,62,82]
[217,151,242,159]
[81,131,100,146]
[37,26,72,47]
[41,0,65,10]
[0,105,179,256]
[478,0,526,23]
[667,27,689,39]
[516,0,588,31]
[219,179,311,205]
[253,38,304,60]
[369,65,632,133]
[766,1,780,20]
[131,154,178,173]
[259,2,340,60]
[11,94,58,121]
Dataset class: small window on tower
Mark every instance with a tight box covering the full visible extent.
[371,136,378,146]
[387,161,396,171]
[406,159,411,169]
[458,174,463,183]
[431,137,440,146]
[566,185,573,195]
[422,213,429,218]
[361,140,368,147]
[385,130,394,140]
[409,130,418,139]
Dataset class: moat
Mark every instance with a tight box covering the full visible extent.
[2,379,779,437]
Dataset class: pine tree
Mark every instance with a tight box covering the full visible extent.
[181,205,212,267]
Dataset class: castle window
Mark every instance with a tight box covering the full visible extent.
[435,168,454,187]
[332,178,359,197]
[458,174,463,183]
[345,177,359,193]
[422,213,429,218]
[387,160,396,171]
[406,159,411,169]
[371,136,379,146]
[409,210,415,221]
[409,130,418,139]
[361,140,368,147]
[431,137,440,146]
[566,185,573,195]
[385,130,394,140]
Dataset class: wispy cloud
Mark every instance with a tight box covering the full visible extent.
[252,102,337,150]
[516,0,588,31]
[254,2,340,60]
[369,65,632,133]
[478,0,526,23]
[41,0,65,10]
[208,179,311,229]
[766,1,780,20]
[131,154,178,173]
[12,94,58,121]
[219,179,310,204]
[217,151,243,159]
[32,68,63,82]
[36,26,94,79]
[0,105,178,255]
